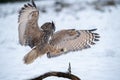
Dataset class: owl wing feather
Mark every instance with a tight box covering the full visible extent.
[48,29,100,57]
[18,0,41,48]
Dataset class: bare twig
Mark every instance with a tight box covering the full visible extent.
[68,62,71,74]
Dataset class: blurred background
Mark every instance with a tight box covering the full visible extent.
[0,0,120,80]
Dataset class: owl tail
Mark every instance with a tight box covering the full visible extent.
[23,47,44,64]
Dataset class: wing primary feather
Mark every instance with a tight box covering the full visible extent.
[95,35,100,38]
[31,0,37,8]
[21,7,25,10]
[19,7,24,15]
[89,28,97,32]
[90,42,96,45]
[27,3,33,7]
[84,44,91,49]
[94,38,99,41]
[93,33,99,35]
[24,4,28,7]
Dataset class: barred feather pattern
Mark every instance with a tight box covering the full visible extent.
[18,0,39,46]
[18,0,38,23]
[48,29,100,57]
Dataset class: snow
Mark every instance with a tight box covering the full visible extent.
[0,0,120,80]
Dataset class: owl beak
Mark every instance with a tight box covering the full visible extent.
[52,21,55,32]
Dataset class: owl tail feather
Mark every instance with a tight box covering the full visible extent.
[23,47,44,64]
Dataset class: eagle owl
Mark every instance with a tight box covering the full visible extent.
[18,0,100,64]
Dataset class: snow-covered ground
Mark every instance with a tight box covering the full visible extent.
[0,0,120,80]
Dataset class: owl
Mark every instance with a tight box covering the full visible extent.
[18,0,100,64]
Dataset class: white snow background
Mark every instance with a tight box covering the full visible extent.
[0,0,120,80]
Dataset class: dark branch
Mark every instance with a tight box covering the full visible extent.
[28,62,81,80]
[29,71,81,80]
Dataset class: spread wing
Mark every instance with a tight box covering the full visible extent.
[18,0,41,48]
[48,29,100,57]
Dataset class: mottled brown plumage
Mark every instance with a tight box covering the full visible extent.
[48,29,100,57]
[18,0,100,64]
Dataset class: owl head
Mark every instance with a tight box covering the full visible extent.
[41,21,55,32]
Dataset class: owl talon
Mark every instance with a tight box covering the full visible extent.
[47,52,51,58]
[60,49,64,52]
[60,48,67,52]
